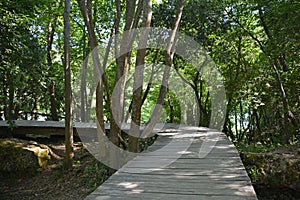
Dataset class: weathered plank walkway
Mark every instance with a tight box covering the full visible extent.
[86,125,257,200]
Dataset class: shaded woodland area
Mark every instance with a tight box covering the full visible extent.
[0,0,300,199]
[1,0,299,145]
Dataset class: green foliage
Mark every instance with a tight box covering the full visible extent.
[7,120,17,131]
[139,135,157,151]
[177,0,300,145]
[236,143,283,153]
[245,165,260,184]
[0,0,299,149]
[83,162,110,190]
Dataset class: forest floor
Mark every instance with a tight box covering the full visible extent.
[0,136,300,200]
[0,136,112,200]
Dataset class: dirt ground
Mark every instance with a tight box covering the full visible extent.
[0,136,112,200]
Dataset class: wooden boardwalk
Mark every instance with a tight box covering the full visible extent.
[86,125,257,200]
[0,120,101,137]
[0,121,257,198]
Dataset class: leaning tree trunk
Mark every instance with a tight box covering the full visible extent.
[142,0,186,138]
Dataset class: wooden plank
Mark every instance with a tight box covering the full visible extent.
[88,183,257,198]
[86,193,257,200]
[92,184,255,196]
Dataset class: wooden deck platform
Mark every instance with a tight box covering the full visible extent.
[86,125,257,199]
[0,120,102,137]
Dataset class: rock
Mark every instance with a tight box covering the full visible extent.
[240,148,300,192]
[0,138,52,177]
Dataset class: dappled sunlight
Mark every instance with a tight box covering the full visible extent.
[177,150,193,154]
[117,182,139,189]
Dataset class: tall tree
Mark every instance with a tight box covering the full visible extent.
[77,0,105,130]
[64,0,74,169]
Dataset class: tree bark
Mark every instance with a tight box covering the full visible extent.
[64,0,74,170]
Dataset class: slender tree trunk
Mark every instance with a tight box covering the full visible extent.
[128,0,153,153]
[47,17,59,121]
[174,64,209,127]
[78,0,122,171]
[31,89,39,120]
[64,0,74,169]
[253,108,261,142]
[80,25,87,122]
[77,0,104,129]
[124,50,159,122]
[239,99,243,138]
[80,56,87,122]
[234,106,239,141]
[142,0,186,138]
[112,0,137,135]
[2,71,8,120]
[7,72,15,120]
[167,89,174,123]
[49,81,59,120]
[223,98,235,140]
[199,78,203,124]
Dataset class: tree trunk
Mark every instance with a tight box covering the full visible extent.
[77,0,104,129]
[47,17,59,121]
[49,81,59,121]
[128,0,153,153]
[167,89,174,123]
[64,0,74,170]
[78,0,121,171]
[31,89,39,120]
[80,55,87,122]
[113,0,137,137]
[2,71,7,120]
[223,98,234,140]
[124,50,159,122]
[142,0,186,138]
[80,25,87,122]
[7,72,15,121]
